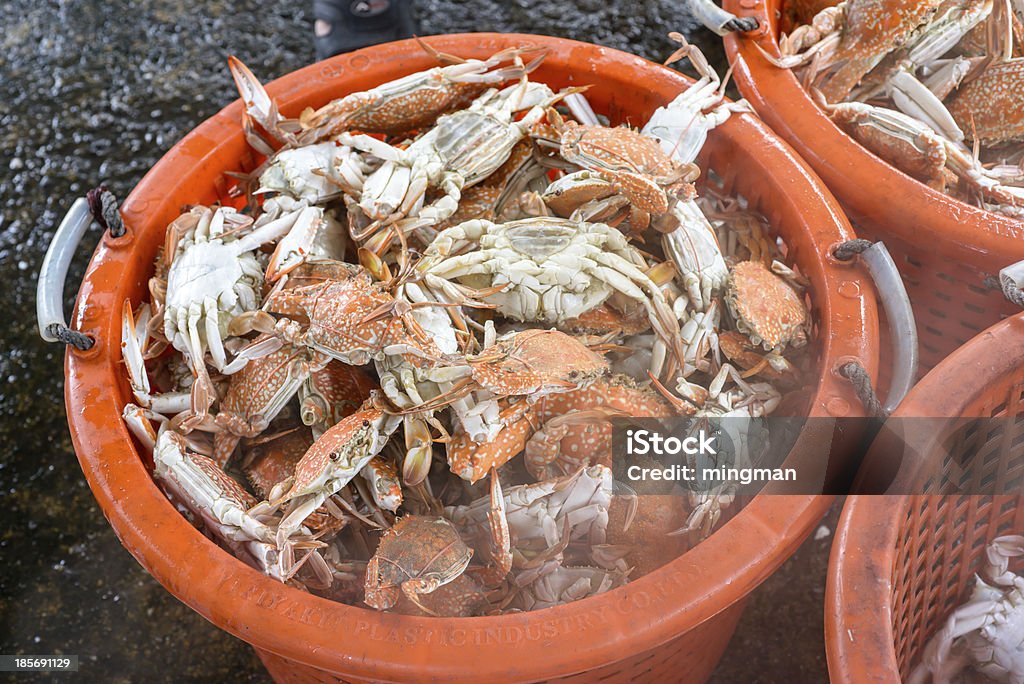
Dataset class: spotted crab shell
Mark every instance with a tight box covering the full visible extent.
[725,260,808,351]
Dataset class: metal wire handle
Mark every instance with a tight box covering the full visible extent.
[36,188,123,351]
[688,0,761,35]
[832,239,919,416]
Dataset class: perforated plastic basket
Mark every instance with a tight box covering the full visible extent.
[827,313,1024,681]
[724,0,1024,376]
[51,34,881,683]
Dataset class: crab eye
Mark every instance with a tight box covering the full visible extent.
[329,451,341,462]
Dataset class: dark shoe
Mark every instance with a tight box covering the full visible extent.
[314,0,418,62]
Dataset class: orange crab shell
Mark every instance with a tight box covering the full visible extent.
[469,329,609,397]
[527,376,677,479]
[364,516,474,611]
[818,0,945,102]
[214,343,317,463]
[302,361,380,426]
[267,264,441,368]
[946,60,1024,147]
[290,403,385,495]
[244,429,316,498]
[558,122,698,219]
[607,494,690,578]
[726,261,809,351]
[828,104,948,190]
[299,81,485,137]
[559,122,692,181]
[561,302,651,337]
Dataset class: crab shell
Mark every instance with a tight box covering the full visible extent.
[542,170,616,216]
[561,302,651,337]
[266,263,440,368]
[213,341,320,463]
[817,0,946,102]
[526,375,676,480]
[297,45,541,138]
[469,329,609,397]
[300,361,380,433]
[244,429,315,499]
[559,122,698,199]
[828,102,949,189]
[725,261,809,351]
[364,516,474,611]
[946,60,1024,147]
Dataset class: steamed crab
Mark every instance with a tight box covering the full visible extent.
[151,205,305,428]
[269,397,401,545]
[298,43,545,139]
[364,516,474,612]
[153,429,327,584]
[539,107,699,232]
[725,260,810,352]
[416,216,685,373]
[338,77,569,254]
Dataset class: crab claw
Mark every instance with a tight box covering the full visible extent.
[360,456,403,512]
[227,55,298,147]
[402,416,435,486]
[265,206,325,283]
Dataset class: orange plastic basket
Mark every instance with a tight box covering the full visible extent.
[723,0,1024,376]
[826,313,1024,682]
[55,34,880,683]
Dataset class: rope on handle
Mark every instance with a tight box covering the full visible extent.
[48,323,95,351]
[830,238,918,417]
[87,185,125,238]
[837,361,884,419]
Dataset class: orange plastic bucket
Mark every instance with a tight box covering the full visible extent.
[826,313,1024,682]
[60,34,879,683]
[723,0,1024,375]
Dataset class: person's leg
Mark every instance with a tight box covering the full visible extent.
[314,0,418,62]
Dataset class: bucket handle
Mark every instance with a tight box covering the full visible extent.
[37,188,125,351]
[833,239,919,415]
[689,0,760,35]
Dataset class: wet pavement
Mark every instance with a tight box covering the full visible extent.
[0,1,827,681]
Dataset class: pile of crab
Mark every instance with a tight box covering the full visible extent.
[772,0,1024,217]
[120,35,813,617]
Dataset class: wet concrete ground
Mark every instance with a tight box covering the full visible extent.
[0,1,829,680]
